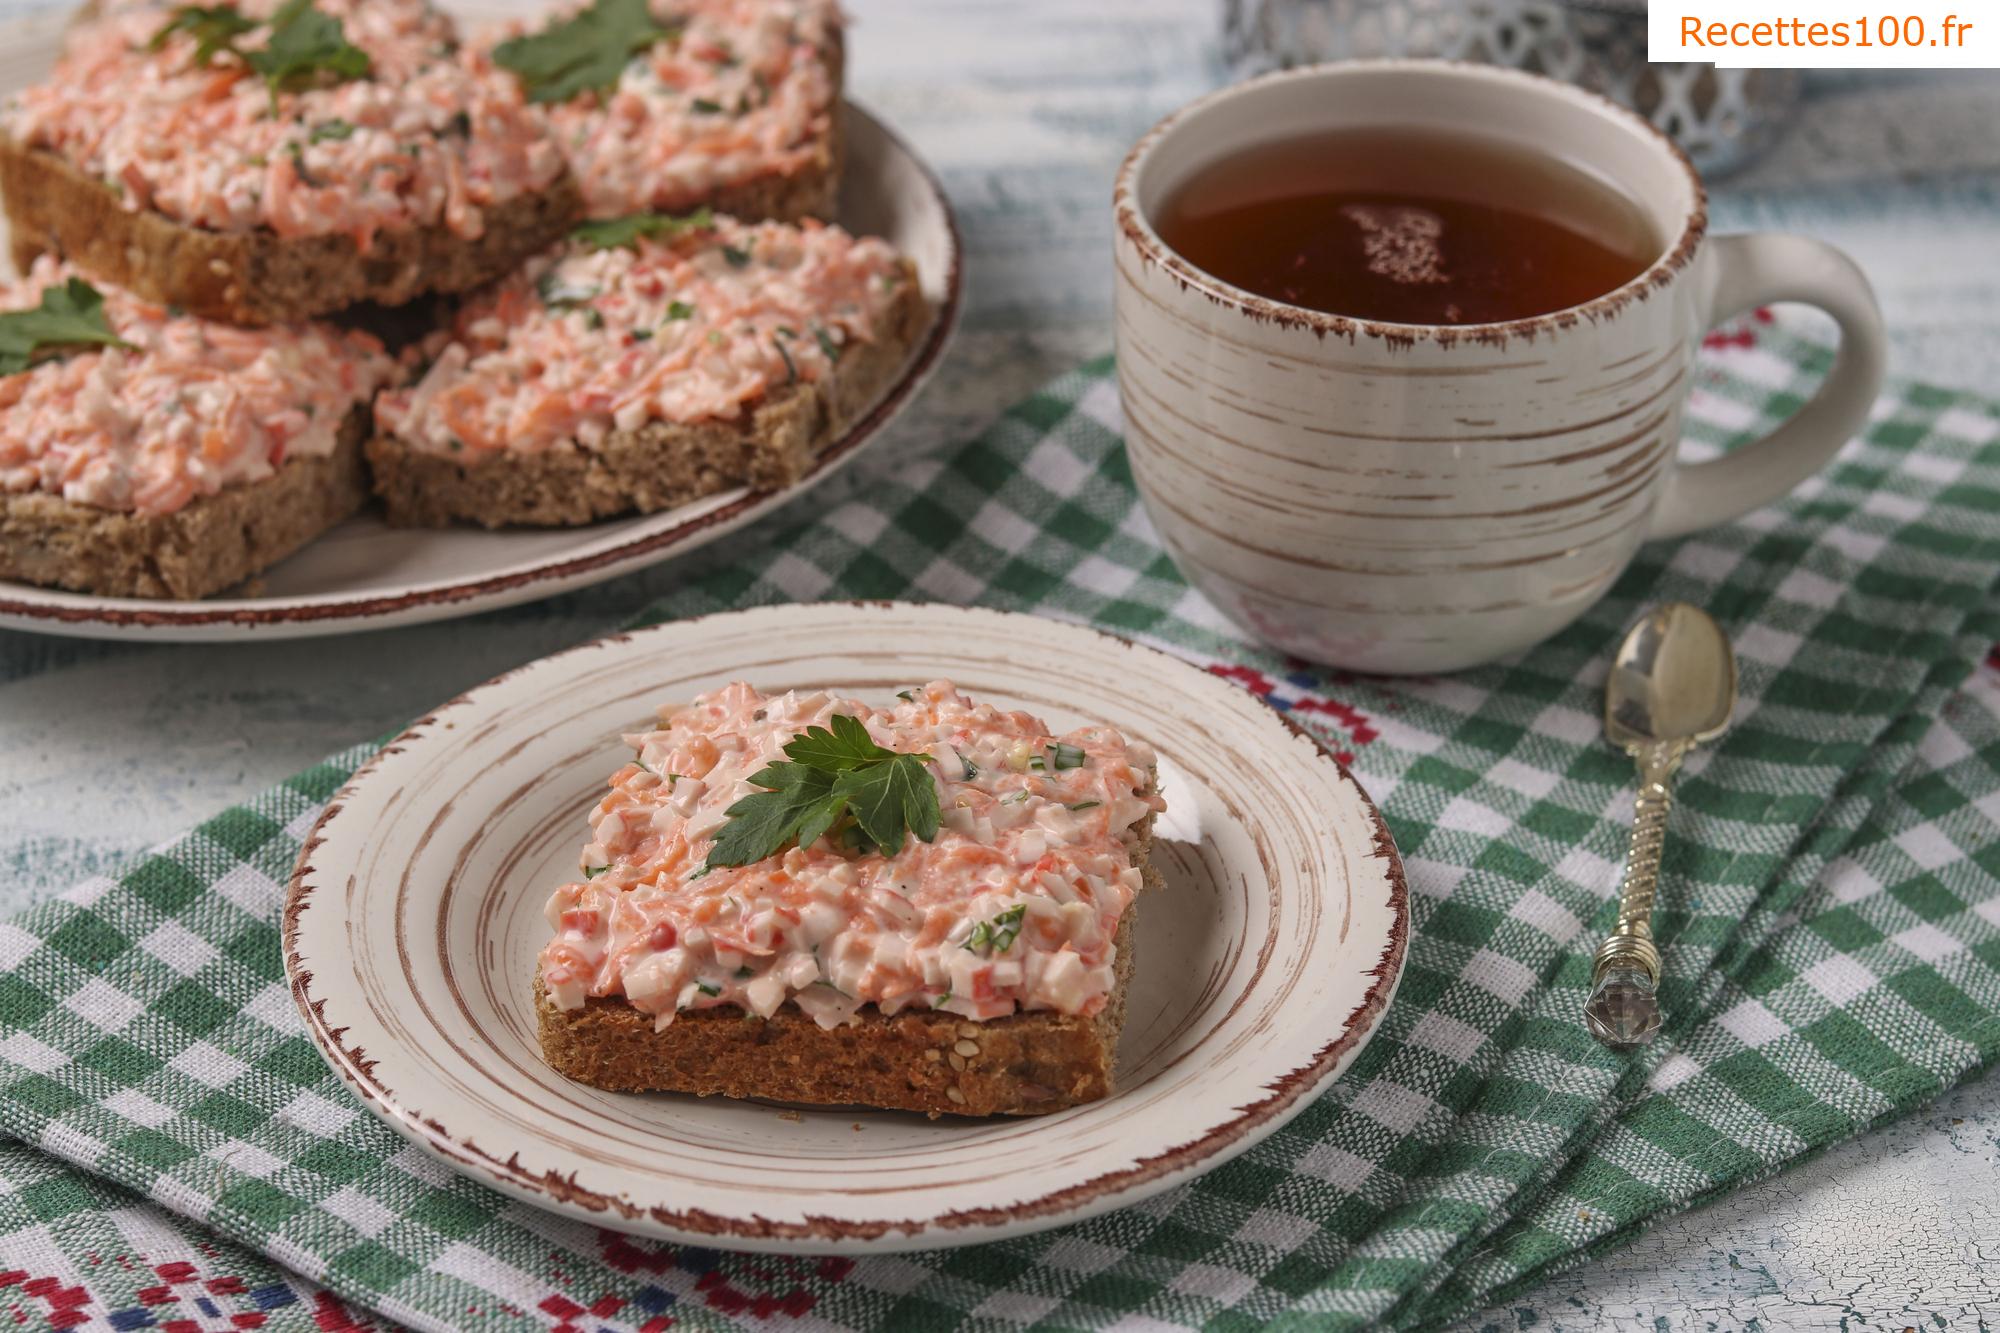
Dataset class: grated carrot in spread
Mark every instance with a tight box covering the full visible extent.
[497,0,840,219]
[1,0,565,245]
[373,214,906,457]
[0,258,396,515]
[539,681,1164,1030]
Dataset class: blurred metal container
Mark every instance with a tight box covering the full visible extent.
[1221,0,1800,176]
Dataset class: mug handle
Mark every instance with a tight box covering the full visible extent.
[1646,233,1889,541]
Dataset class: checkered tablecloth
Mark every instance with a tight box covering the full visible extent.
[1,325,1996,1332]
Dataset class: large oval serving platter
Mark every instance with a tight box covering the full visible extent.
[285,602,1408,1253]
[0,3,959,641]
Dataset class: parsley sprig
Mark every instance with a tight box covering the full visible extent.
[571,207,714,252]
[148,3,257,65]
[0,279,131,376]
[150,0,369,104]
[702,714,941,871]
[248,0,370,102]
[493,0,679,104]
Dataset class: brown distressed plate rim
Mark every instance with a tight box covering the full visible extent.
[283,603,1410,1250]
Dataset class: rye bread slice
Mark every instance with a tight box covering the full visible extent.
[535,815,1160,1118]
[366,259,928,528]
[0,406,368,600]
[0,139,584,326]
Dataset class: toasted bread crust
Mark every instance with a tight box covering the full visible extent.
[693,101,843,225]
[0,139,585,326]
[0,407,368,599]
[366,260,927,528]
[536,816,1156,1118]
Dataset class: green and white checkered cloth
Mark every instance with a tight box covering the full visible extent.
[1,327,1997,1333]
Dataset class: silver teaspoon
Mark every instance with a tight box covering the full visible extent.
[1585,603,1738,1049]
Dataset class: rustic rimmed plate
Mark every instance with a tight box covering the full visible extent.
[284,602,1408,1253]
[0,1,959,641]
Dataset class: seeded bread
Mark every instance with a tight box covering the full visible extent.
[0,407,368,600]
[535,816,1158,1118]
[366,259,928,528]
[0,138,585,326]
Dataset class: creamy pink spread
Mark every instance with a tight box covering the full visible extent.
[1,0,565,244]
[373,214,906,457]
[539,681,1163,1030]
[0,258,396,515]
[499,0,840,219]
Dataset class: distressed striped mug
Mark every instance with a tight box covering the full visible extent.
[1113,60,1887,675]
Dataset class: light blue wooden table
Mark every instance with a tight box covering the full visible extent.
[2,2,1996,1326]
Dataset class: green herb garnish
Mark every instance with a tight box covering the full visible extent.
[664,300,696,320]
[702,714,940,870]
[570,206,714,252]
[493,0,677,104]
[583,865,610,878]
[247,0,371,105]
[813,325,843,364]
[148,3,257,65]
[690,96,722,113]
[1048,742,1087,770]
[735,966,754,978]
[308,118,355,142]
[963,905,1028,956]
[720,244,751,268]
[1067,800,1100,812]
[695,980,720,996]
[773,336,797,384]
[0,279,131,376]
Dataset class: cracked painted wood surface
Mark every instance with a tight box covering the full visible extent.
[2,0,1996,1325]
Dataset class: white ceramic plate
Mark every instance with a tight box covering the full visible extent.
[0,4,960,641]
[285,602,1408,1253]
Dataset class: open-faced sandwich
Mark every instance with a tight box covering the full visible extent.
[537,681,1164,1116]
[0,0,581,324]
[489,0,843,221]
[0,257,397,598]
[368,210,926,526]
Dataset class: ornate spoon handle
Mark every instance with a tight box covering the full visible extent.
[1584,744,1686,1047]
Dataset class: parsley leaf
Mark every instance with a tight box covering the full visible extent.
[247,0,371,104]
[664,300,696,321]
[149,3,257,65]
[0,278,132,377]
[703,760,836,869]
[493,0,677,104]
[832,752,938,858]
[308,118,355,142]
[782,713,901,772]
[701,715,940,869]
[570,206,714,252]
[720,244,752,268]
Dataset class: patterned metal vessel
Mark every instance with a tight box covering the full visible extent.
[1221,0,1801,176]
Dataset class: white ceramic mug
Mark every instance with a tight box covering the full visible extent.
[1113,61,1887,675]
